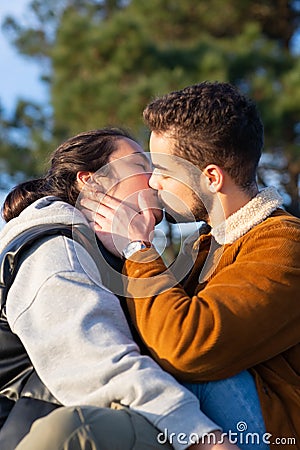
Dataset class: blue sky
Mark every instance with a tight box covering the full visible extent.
[0,0,47,219]
[0,0,47,116]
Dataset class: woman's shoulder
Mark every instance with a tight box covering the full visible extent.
[0,196,88,253]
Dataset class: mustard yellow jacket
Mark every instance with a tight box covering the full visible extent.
[124,206,300,448]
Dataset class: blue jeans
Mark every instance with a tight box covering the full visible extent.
[183,370,269,450]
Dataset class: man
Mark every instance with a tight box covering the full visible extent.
[82,82,300,448]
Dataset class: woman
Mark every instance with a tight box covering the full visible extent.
[0,128,237,450]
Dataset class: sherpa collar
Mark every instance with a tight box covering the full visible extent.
[211,186,283,245]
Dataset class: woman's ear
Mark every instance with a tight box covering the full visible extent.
[76,171,94,188]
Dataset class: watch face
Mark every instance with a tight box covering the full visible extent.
[131,242,142,252]
[123,241,149,259]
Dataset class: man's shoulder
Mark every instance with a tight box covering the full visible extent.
[266,208,300,228]
[249,208,300,242]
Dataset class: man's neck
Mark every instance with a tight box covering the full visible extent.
[209,184,258,228]
[210,187,283,245]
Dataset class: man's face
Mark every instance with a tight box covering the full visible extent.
[148,132,211,223]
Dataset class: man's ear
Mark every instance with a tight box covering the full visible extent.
[76,171,94,188]
[203,165,224,193]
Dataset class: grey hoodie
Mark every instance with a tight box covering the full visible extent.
[0,197,218,449]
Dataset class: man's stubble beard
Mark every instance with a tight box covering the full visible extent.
[163,190,210,224]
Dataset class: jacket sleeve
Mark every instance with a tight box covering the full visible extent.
[124,218,300,381]
[6,235,220,449]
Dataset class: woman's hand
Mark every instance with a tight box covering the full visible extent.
[79,185,156,257]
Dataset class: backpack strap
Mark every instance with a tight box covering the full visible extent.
[0,223,103,311]
[0,223,103,400]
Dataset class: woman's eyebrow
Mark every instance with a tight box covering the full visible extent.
[130,152,151,162]
[151,162,168,170]
[129,152,153,169]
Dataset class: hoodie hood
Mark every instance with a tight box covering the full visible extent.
[0,196,89,253]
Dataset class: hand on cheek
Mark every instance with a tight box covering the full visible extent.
[79,190,156,257]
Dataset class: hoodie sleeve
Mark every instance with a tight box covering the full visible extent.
[6,235,219,449]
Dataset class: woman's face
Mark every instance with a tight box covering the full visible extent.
[92,137,163,224]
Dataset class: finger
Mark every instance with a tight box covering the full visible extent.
[80,207,96,222]
[79,197,101,213]
[81,192,126,215]
[80,182,106,201]
[141,188,161,209]
[100,193,125,210]
[88,220,101,232]
[89,213,114,232]
[81,203,115,226]
[95,204,116,221]
[87,179,106,191]
[138,191,156,227]
[80,197,120,223]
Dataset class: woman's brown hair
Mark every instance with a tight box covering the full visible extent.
[2,127,134,222]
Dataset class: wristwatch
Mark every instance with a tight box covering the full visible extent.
[122,240,152,259]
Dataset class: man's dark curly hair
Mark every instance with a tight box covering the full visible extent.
[143,81,264,191]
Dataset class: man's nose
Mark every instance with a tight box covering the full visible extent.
[149,173,162,190]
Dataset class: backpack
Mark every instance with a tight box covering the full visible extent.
[0,223,104,449]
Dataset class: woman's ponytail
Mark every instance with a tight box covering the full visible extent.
[2,178,47,222]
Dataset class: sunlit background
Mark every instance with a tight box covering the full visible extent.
[1,1,299,253]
